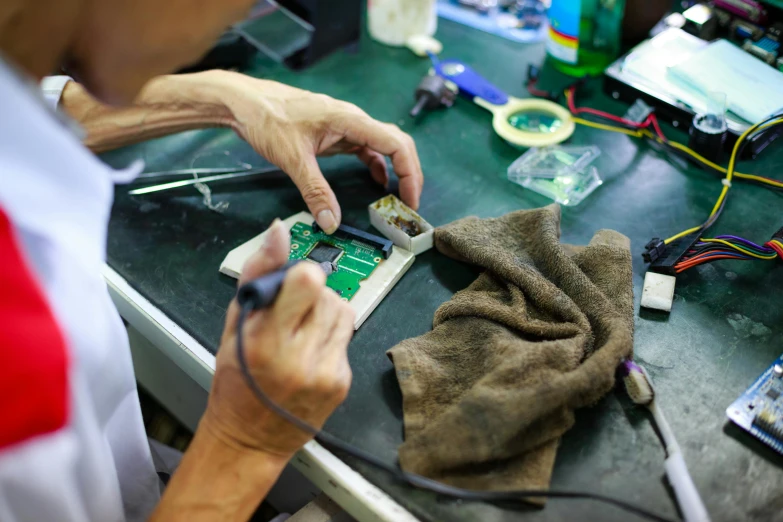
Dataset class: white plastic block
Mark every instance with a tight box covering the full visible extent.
[641,272,676,312]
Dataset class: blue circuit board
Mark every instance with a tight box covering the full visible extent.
[727,354,783,454]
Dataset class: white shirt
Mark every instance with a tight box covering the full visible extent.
[0,58,160,520]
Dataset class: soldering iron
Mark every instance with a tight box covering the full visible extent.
[236,259,334,310]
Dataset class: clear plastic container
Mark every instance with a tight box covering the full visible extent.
[507,145,601,179]
[514,166,603,206]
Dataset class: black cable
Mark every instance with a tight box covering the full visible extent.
[235,303,678,522]
[734,113,783,161]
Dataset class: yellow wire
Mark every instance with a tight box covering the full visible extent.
[568,112,783,243]
[667,118,783,243]
[666,141,783,188]
[665,226,703,244]
[699,238,778,259]
[571,117,644,137]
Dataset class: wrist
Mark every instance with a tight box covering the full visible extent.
[200,406,297,463]
[151,411,290,522]
[139,71,237,127]
[186,71,286,137]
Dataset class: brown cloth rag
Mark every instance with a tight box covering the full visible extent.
[387,204,634,501]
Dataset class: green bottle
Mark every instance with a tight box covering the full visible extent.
[547,0,626,77]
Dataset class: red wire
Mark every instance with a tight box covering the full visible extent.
[675,254,752,273]
[650,114,667,141]
[526,79,553,98]
[566,87,652,129]
[765,241,783,258]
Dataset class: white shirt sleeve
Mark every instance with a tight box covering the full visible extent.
[40,76,72,111]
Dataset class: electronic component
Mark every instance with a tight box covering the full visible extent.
[712,8,733,28]
[604,29,783,159]
[727,353,783,455]
[742,36,780,64]
[311,222,393,259]
[730,18,763,42]
[688,91,729,164]
[640,272,676,312]
[768,22,783,42]
[682,4,718,40]
[643,233,701,274]
[713,0,767,24]
[623,99,653,124]
[306,241,343,267]
[410,73,457,117]
[291,222,385,301]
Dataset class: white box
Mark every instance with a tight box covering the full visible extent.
[641,271,676,312]
[368,195,434,255]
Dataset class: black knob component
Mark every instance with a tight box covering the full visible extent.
[410,74,457,117]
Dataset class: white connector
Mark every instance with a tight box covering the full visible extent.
[641,272,676,312]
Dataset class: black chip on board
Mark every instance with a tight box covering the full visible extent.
[767,388,781,400]
[307,242,343,264]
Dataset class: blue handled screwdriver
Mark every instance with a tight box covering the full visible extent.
[236,260,334,310]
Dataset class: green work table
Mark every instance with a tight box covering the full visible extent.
[103,19,783,522]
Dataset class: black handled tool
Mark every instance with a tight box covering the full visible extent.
[237,260,334,310]
[409,74,456,117]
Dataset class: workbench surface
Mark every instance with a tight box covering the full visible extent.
[104,19,783,522]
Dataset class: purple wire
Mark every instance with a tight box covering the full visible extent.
[714,235,774,252]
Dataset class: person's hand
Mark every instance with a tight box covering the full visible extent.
[210,71,424,233]
[203,220,355,457]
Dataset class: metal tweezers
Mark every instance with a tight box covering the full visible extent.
[128,166,282,195]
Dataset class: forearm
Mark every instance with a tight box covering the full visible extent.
[150,415,290,522]
[60,71,235,153]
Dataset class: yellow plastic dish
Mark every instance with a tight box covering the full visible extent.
[474,96,575,148]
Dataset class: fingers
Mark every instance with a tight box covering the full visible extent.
[322,302,355,369]
[340,115,424,210]
[273,262,327,333]
[238,219,290,286]
[300,292,355,404]
[355,147,389,187]
[286,154,342,234]
[297,289,341,358]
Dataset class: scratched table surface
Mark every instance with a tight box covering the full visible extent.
[102,19,783,522]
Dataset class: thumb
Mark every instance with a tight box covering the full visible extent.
[223,219,291,340]
[288,155,342,234]
[238,218,290,286]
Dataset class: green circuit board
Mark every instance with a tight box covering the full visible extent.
[289,222,383,301]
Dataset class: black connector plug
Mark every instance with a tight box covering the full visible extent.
[312,222,393,259]
[643,238,667,263]
[645,233,702,275]
[772,226,783,240]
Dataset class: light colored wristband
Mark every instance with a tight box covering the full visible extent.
[40,75,73,111]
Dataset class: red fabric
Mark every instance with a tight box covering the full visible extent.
[0,208,69,449]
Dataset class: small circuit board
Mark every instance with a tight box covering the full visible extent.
[289,222,385,301]
[727,354,783,454]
